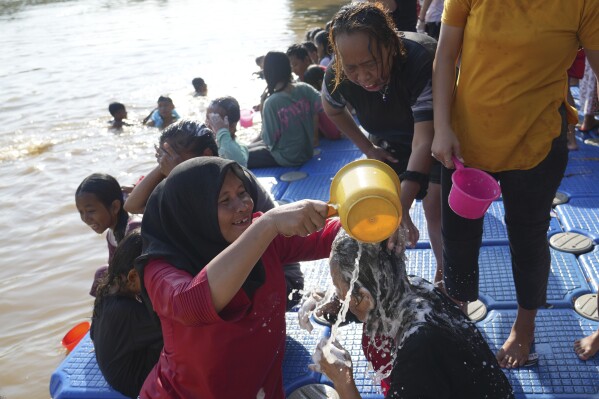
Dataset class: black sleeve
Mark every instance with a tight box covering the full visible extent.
[322,64,347,109]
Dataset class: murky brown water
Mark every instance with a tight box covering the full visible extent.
[0,0,344,397]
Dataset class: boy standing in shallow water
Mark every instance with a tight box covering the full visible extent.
[143,96,180,129]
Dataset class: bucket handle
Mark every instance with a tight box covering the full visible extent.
[452,155,464,171]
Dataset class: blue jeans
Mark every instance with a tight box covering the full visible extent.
[441,106,568,309]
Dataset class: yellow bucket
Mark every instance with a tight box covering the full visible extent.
[328,159,402,243]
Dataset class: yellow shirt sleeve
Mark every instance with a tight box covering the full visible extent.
[441,0,470,27]
[580,0,599,50]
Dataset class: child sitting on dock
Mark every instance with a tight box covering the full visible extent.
[107,102,131,129]
[91,229,163,399]
[143,95,180,129]
[312,229,514,398]
[205,96,249,167]
[75,173,141,296]
[135,156,340,398]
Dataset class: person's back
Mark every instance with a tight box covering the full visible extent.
[91,230,163,399]
[262,82,320,166]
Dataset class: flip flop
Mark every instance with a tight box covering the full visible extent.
[523,341,538,367]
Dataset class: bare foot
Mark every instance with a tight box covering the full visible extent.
[577,116,599,132]
[496,307,536,369]
[574,330,599,360]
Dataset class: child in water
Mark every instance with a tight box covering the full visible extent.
[108,102,131,129]
[192,77,208,96]
[143,96,180,129]
[75,173,141,296]
[91,229,163,399]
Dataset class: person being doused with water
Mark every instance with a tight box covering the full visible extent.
[204,96,249,167]
[135,156,341,398]
[312,229,514,399]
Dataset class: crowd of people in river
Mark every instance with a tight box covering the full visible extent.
[71,0,599,398]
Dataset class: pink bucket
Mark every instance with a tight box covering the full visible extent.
[449,156,501,219]
[239,109,254,128]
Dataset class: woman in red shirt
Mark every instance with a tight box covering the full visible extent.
[136,157,340,398]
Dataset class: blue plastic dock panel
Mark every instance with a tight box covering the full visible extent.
[315,138,359,152]
[580,246,599,291]
[558,175,599,199]
[281,174,334,203]
[319,322,385,399]
[283,312,330,396]
[477,309,599,398]
[406,246,590,309]
[298,149,363,175]
[300,259,333,296]
[410,200,509,248]
[478,247,591,309]
[555,198,599,244]
[49,332,127,399]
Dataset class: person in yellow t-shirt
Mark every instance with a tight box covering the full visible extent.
[431,0,599,369]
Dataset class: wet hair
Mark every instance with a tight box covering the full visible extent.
[314,30,332,57]
[303,65,325,91]
[328,2,406,90]
[93,229,142,314]
[192,77,206,92]
[331,229,461,346]
[286,43,310,61]
[209,96,241,124]
[157,95,174,104]
[159,119,218,157]
[76,173,129,243]
[255,55,265,67]
[108,102,125,117]
[305,27,324,42]
[263,51,293,95]
[330,229,412,337]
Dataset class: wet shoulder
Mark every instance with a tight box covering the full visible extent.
[400,31,437,59]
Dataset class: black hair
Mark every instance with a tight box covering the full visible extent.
[303,65,325,91]
[286,43,310,61]
[302,41,317,54]
[108,102,125,117]
[159,119,218,157]
[263,51,293,95]
[76,173,128,243]
[209,96,241,124]
[305,27,324,42]
[93,229,143,315]
[314,30,332,57]
[192,77,206,91]
[329,2,406,90]
[157,95,174,104]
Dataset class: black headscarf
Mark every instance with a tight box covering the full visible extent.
[135,157,265,319]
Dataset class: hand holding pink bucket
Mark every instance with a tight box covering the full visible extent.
[449,156,501,219]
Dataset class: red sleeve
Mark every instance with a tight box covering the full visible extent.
[144,260,246,326]
[272,217,341,264]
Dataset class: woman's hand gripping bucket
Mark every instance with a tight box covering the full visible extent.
[449,156,501,219]
[327,159,402,243]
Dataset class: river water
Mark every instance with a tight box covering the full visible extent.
[0,0,345,397]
